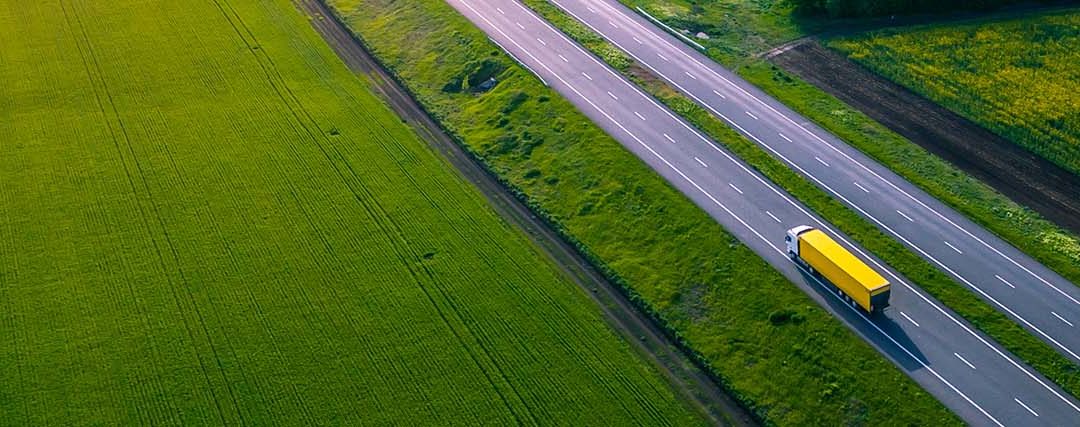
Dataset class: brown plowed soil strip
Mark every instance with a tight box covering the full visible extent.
[291,0,755,425]
[770,40,1080,235]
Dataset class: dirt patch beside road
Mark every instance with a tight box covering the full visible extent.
[769,40,1080,235]
[293,0,755,425]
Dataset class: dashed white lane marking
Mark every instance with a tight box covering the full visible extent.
[609,20,618,28]
[516,22,525,30]
[1015,398,1039,417]
[657,52,669,61]
[853,181,871,193]
[766,211,782,223]
[558,54,568,62]
[573,0,1080,332]
[1052,312,1074,327]
[685,71,697,79]
[607,91,618,100]
[814,156,830,167]
[581,71,592,80]
[711,89,726,99]
[586,5,596,13]
[944,241,964,254]
[695,157,708,168]
[663,133,675,143]
[514,1,1058,421]
[632,36,642,44]
[995,275,1017,289]
[634,111,646,121]
[496,7,504,14]
[778,133,792,142]
[728,183,743,194]
[536,38,546,46]
[955,352,976,370]
[745,111,758,120]
[897,210,915,222]
[900,311,921,327]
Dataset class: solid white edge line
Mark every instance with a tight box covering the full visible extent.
[792,263,1003,427]
[483,1,1057,420]
[549,0,1080,393]
[1016,397,1040,417]
[517,4,1008,420]
[613,0,1080,311]
[900,311,920,327]
[487,37,547,86]
[582,3,1080,366]
[1052,312,1074,327]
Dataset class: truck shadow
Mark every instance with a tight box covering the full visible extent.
[795,268,928,372]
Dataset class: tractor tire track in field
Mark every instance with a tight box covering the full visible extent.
[54,2,188,424]
[296,0,756,425]
[207,0,542,422]
[59,1,244,423]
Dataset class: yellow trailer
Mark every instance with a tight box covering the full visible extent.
[786,226,891,314]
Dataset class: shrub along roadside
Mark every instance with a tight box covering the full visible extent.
[619,0,1080,318]
[517,0,1080,402]
[326,0,959,424]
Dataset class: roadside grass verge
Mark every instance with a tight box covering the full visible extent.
[528,0,1080,402]
[0,0,701,423]
[618,0,1080,297]
[328,0,960,424]
[829,9,1080,176]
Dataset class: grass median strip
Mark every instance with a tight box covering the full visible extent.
[618,0,1080,318]
[522,0,1080,402]
[328,0,959,424]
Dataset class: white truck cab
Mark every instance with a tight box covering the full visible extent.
[785,225,814,258]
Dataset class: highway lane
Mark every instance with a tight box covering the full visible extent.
[445,0,1080,424]
[547,0,1080,367]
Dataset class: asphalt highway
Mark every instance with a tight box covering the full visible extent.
[549,0,1080,368]
[445,0,1080,424]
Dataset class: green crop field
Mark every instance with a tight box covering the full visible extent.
[327,0,960,424]
[0,0,702,424]
[830,9,1080,176]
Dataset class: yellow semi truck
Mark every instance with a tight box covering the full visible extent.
[786,225,891,314]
